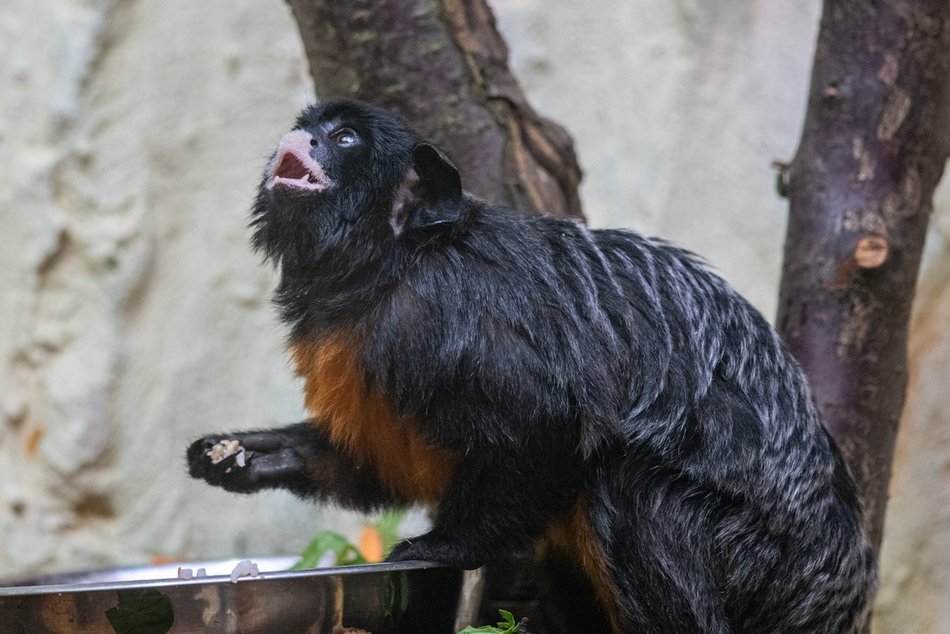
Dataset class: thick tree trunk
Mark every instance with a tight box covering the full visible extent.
[777,0,950,551]
[285,0,583,220]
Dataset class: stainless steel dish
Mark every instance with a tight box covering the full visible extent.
[0,558,462,633]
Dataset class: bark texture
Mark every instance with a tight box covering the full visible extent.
[777,0,950,551]
[285,0,583,219]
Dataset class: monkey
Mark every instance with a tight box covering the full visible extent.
[187,99,877,633]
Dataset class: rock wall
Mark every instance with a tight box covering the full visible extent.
[0,1,945,630]
[0,0,366,572]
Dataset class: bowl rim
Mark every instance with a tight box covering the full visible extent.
[0,558,451,597]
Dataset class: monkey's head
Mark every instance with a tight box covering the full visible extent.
[251,99,463,270]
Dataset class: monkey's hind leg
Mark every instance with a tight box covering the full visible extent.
[588,469,733,634]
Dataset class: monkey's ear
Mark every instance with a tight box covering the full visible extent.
[390,143,463,235]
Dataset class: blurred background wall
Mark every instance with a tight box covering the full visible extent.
[0,1,946,630]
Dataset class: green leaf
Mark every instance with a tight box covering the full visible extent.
[374,510,405,553]
[291,530,368,570]
[457,609,526,634]
[105,589,174,634]
[497,610,516,628]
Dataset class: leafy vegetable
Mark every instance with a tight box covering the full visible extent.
[291,530,368,569]
[293,511,406,569]
[457,609,528,634]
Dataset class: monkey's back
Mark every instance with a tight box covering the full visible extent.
[361,203,876,631]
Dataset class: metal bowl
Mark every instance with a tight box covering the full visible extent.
[0,558,462,633]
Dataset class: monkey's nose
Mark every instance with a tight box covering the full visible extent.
[278,129,317,158]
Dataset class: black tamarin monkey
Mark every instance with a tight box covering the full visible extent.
[187,99,877,632]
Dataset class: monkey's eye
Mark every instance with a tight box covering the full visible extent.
[330,127,359,147]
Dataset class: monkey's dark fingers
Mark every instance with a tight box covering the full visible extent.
[214,431,288,452]
[214,448,311,493]
[187,437,310,494]
[187,423,326,477]
[189,423,319,455]
[186,436,230,476]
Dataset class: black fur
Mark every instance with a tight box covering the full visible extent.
[187,99,877,632]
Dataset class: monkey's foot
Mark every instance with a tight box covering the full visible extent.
[386,531,485,570]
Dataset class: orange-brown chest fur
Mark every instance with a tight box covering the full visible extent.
[289,334,457,503]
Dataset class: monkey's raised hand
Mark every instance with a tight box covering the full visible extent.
[188,422,400,510]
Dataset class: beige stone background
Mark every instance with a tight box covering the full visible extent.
[0,0,947,630]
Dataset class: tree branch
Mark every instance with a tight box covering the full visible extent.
[777,0,950,551]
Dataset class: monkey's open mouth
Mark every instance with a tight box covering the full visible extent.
[269,130,332,192]
[271,153,330,192]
